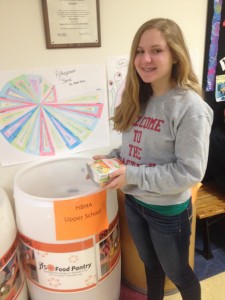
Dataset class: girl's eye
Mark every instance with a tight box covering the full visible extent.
[136,49,144,55]
[153,49,162,54]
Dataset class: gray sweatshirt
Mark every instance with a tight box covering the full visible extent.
[107,87,213,206]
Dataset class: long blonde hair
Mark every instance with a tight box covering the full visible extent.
[111,18,202,132]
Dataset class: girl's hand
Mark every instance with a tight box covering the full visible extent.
[104,165,126,190]
[92,155,107,160]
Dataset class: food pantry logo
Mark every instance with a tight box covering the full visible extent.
[39,262,92,272]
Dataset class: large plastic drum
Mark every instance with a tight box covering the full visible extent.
[0,187,28,300]
[118,184,199,295]
[14,157,121,300]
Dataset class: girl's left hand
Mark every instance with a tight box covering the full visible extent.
[104,165,126,189]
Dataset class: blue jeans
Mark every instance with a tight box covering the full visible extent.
[125,195,201,300]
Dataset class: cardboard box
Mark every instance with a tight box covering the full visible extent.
[87,158,124,187]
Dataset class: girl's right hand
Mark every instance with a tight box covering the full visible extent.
[92,155,107,160]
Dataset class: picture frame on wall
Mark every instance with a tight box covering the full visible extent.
[41,0,101,49]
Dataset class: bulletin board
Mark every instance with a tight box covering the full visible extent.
[202,0,225,127]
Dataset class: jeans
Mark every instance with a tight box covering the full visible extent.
[125,195,201,300]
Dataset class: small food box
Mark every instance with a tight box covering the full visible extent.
[87,158,124,187]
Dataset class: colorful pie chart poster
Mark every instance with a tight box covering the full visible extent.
[0,64,109,166]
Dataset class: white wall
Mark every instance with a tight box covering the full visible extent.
[0,0,208,206]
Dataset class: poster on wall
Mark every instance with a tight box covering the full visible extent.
[0,64,109,166]
[202,0,225,126]
[106,55,129,142]
[106,55,128,119]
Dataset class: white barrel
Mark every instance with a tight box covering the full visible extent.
[0,187,28,300]
[14,157,121,300]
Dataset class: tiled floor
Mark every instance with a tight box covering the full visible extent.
[166,272,225,300]
[120,272,225,300]
[120,219,225,300]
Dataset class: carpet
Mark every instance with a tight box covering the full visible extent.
[194,217,225,281]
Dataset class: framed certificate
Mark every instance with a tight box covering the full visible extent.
[42,0,101,48]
